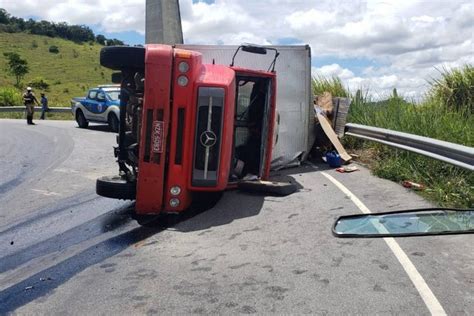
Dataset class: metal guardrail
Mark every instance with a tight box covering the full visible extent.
[345,123,474,171]
[0,106,71,113]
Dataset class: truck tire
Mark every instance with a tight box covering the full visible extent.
[100,46,145,70]
[108,113,119,133]
[75,109,89,128]
[132,213,161,226]
[96,176,136,200]
[238,180,297,196]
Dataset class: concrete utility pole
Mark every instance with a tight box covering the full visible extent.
[145,0,184,44]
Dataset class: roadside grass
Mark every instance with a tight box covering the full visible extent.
[0,111,73,120]
[312,65,474,208]
[0,32,113,106]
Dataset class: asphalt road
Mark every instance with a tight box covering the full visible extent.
[0,119,472,315]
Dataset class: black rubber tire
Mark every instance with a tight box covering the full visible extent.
[100,46,145,70]
[132,213,161,226]
[238,180,297,196]
[108,113,119,133]
[75,109,89,128]
[96,175,136,200]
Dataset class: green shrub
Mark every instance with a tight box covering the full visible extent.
[28,77,50,91]
[428,64,473,114]
[0,87,22,106]
[49,45,59,53]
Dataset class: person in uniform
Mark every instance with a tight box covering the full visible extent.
[23,87,39,125]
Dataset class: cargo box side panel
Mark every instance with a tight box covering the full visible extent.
[177,45,314,170]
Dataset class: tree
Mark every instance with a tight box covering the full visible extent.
[3,52,29,87]
[96,34,106,45]
[0,8,10,24]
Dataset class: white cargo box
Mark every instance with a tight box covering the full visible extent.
[177,44,314,170]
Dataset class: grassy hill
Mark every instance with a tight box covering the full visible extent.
[0,32,114,106]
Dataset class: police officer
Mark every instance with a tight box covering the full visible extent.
[23,87,39,125]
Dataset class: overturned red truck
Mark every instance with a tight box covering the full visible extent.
[96,44,292,218]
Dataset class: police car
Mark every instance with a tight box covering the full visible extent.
[71,85,121,132]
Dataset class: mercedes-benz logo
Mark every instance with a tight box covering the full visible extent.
[200,130,217,147]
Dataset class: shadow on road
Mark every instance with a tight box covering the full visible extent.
[77,124,114,133]
[0,166,316,312]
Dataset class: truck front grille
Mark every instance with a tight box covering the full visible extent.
[192,87,225,187]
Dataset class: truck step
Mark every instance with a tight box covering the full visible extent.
[238,180,297,196]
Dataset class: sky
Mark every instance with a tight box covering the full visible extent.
[1,0,472,100]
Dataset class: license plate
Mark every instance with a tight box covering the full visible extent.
[152,121,164,153]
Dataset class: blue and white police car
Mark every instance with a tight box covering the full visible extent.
[71,85,121,132]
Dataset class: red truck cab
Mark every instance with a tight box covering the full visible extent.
[97,44,278,216]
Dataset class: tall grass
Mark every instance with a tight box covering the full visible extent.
[312,65,474,208]
[427,65,473,114]
[312,76,349,97]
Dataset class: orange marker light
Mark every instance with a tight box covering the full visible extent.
[175,51,193,59]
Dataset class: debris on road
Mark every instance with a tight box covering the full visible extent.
[326,151,342,167]
[402,180,425,190]
[314,94,352,162]
[335,166,359,173]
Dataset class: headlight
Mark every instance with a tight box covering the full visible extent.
[177,75,188,87]
[178,61,189,73]
[170,186,181,196]
[170,198,180,207]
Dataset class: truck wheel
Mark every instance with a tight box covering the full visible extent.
[108,113,119,133]
[100,46,145,70]
[96,176,136,200]
[238,180,297,196]
[132,213,161,226]
[75,109,89,128]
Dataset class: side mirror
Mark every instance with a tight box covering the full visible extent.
[230,44,279,72]
[333,208,473,238]
[241,45,267,55]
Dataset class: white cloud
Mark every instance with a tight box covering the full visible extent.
[0,0,472,99]
[0,0,145,34]
[312,64,354,80]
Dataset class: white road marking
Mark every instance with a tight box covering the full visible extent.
[53,168,79,173]
[321,171,447,316]
[31,189,61,196]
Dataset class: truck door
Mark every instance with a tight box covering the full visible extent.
[232,74,275,179]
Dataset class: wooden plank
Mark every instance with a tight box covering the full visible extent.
[316,111,352,162]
